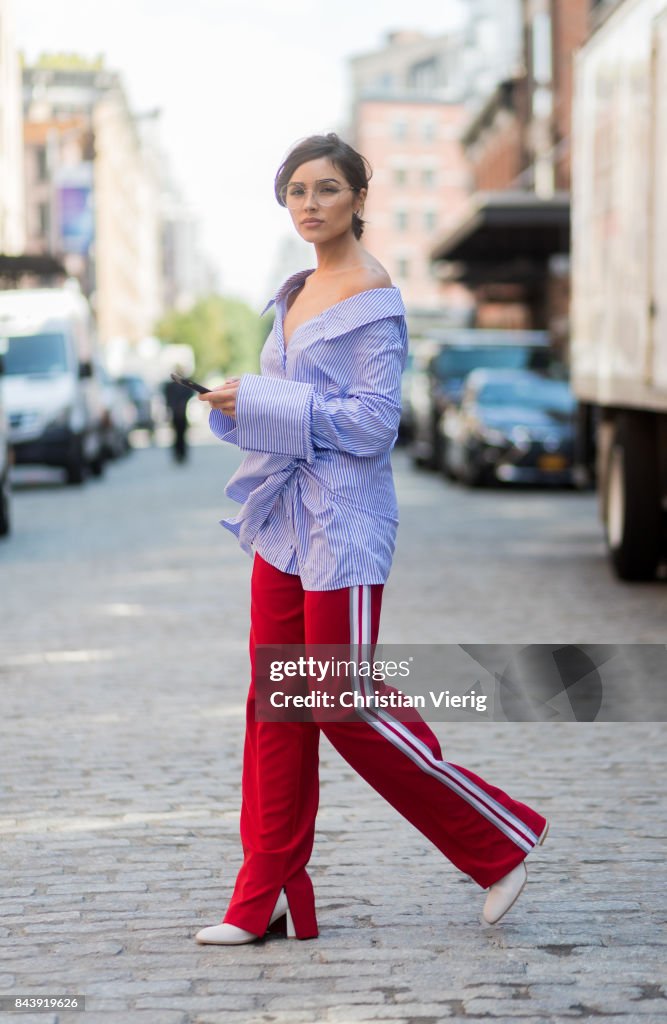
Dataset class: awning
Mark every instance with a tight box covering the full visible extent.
[430,191,570,279]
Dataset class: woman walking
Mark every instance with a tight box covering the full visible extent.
[195,133,548,945]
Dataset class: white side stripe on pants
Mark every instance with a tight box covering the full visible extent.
[348,585,539,853]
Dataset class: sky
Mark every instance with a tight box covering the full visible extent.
[14,0,467,309]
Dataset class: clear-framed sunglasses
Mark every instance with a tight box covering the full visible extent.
[279,180,360,209]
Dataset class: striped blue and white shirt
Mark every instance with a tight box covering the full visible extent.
[209,268,409,590]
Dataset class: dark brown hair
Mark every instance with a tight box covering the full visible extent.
[274,133,372,240]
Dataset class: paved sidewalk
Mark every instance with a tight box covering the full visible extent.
[1,440,666,1023]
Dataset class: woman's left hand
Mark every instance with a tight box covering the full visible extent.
[198,377,241,418]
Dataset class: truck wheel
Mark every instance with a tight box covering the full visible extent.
[605,412,662,581]
[0,468,10,536]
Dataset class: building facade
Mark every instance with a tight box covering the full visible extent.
[347,10,525,323]
[459,0,524,111]
[348,31,473,322]
[0,0,25,255]
[430,0,590,355]
[459,77,531,193]
[22,60,163,348]
[353,96,471,314]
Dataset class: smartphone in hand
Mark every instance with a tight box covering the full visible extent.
[170,372,211,394]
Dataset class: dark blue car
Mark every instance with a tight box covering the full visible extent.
[440,369,577,487]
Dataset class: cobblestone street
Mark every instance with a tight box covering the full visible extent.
[1,433,666,1024]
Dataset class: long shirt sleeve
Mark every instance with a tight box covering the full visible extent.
[225,316,404,463]
[309,317,404,457]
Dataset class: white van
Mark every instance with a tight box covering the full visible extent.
[0,286,105,484]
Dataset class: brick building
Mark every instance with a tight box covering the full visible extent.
[459,78,530,193]
[430,0,591,357]
[353,97,471,317]
[346,14,526,331]
[535,0,589,192]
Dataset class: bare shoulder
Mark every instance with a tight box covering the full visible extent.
[341,260,393,299]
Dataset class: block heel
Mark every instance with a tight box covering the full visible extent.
[196,888,292,945]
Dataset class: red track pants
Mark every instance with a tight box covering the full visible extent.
[223,552,547,939]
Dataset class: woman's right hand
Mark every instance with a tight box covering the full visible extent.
[198,377,241,418]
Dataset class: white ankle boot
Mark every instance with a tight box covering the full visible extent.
[482,819,549,925]
[482,861,527,924]
[195,889,295,945]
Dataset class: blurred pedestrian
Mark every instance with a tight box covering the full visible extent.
[194,133,548,946]
[163,366,191,463]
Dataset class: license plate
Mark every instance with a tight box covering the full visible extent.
[538,454,567,471]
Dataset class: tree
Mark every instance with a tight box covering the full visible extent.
[154,295,272,377]
[34,53,106,70]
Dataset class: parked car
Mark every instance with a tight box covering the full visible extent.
[0,286,106,484]
[0,339,12,536]
[440,369,577,487]
[95,361,135,459]
[397,348,417,445]
[402,340,443,456]
[409,329,554,469]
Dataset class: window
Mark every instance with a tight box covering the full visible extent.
[392,118,408,141]
[477,378,575,414]
[36,146,49,182]
[38,202,50,236]
[424,210,437,233]
[422,120,436,143]
[409,58,438,93]
[3,332,68,376]
[394,167,407,186]
[394,210,409,232]
[532,12,553,85]
[396,258,410,280]
[421,168,436,188]
[374,72,395,93]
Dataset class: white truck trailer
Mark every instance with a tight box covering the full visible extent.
[571,0,667,579]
